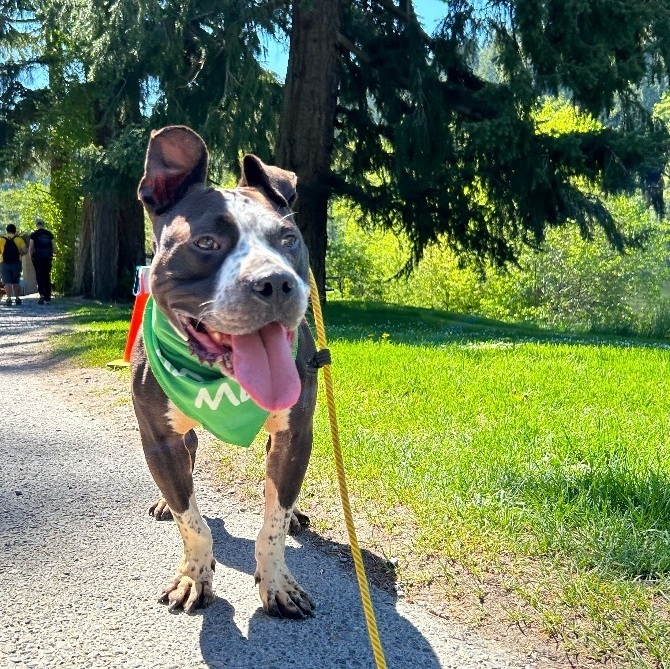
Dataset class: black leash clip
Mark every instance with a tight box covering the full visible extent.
[308,348,332,370]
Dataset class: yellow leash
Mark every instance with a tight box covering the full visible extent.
[308,269,388,669]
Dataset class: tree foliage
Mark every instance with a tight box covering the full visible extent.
[332,0,670,271]
[2,1,670,299]
[328,93,670,336]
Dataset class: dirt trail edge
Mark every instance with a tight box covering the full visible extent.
[1,296,551,669]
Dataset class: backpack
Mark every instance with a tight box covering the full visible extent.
[33,230,54,259]
[2,236,19,263]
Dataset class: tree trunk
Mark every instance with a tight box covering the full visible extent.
[75,197,94,297]
[81,189,144,301]
[91,197,118,301]
[276,0,342,300]
[116,193,145,299]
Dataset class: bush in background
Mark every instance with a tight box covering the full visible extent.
[326,193,670,338]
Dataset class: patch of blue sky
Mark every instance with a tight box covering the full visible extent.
[260,0,448,80]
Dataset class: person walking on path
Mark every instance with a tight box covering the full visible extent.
[1,223,28,306]
[28,218,55,304]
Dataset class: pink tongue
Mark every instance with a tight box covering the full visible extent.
[230,323,301,412]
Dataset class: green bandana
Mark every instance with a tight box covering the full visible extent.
[142,297,270,447]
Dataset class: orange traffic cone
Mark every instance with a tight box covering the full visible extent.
[108,266,151,368]
[123,266,152,362]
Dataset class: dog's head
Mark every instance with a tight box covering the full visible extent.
[138,125,310,411]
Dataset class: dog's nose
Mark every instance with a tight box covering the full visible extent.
[251,272,296,303]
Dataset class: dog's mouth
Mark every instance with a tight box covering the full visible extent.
[181,317,300,412]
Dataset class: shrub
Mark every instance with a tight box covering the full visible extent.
[325,193,670,338]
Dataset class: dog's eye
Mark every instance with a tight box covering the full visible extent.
[194,236,220,251]
[281,234,298,248]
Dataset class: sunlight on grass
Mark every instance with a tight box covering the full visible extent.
[53,298,670,665]
[51,302,131,366]
[301,301,670,665]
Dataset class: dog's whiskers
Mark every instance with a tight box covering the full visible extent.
[193,305,217,332]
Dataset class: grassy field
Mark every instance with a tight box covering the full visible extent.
[52,302,133,367]
[53,299,670,667]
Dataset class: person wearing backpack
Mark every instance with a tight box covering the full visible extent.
[0,224,28,306]
[29,218,55,305]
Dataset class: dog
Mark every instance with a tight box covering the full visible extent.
[131,125,318,619]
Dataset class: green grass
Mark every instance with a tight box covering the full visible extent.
[52,298,670,666]
[51,301,132,366]
[308,302,670,666]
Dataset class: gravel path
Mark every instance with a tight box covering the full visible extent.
[0,295,550,669]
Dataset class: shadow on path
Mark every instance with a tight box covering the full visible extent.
[198,516,443,669]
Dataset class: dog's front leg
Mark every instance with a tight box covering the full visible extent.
[140,427,216,613]
[256,408,315,618]
[133,356,215,613]
[141,429,215,614]
[132,352,214,613]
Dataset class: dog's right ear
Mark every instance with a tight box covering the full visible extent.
[138,126,208,216]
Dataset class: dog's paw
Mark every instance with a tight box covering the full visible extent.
[254,565,315,619]
[288,507,310,535]
[149,497,173,521]
[159,563,216,614]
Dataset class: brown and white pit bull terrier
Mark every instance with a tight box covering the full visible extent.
[131,125,318,619]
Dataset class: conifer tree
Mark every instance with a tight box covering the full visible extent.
[3,1,670,301]
[281,0,670,295]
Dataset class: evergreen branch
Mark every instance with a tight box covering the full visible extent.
[1,17,37,24]
[335,106,395,140]
[0,57,48,69]
[336,32,371,64]
[324,169,368,202]
[370,0,409,22]
[369,0,434,46]
[441,82,494,121]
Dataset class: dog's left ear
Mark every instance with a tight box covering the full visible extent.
[138,126,208,216]
[238,155,297,209]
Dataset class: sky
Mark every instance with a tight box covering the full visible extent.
[261,0,447,79]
